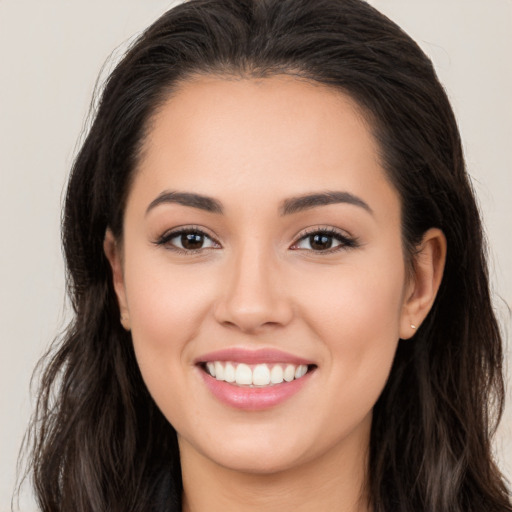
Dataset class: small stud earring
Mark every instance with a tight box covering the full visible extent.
[411,324,417,329]
[120,315,130,331]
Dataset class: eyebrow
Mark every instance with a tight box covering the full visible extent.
[145,190,372,217]
[146,191,223,215]
[280,191,373,216]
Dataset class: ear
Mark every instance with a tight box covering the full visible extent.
[103,229,131,331]
[400,228,446,339]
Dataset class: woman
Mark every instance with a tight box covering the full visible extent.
[26,0,511,510]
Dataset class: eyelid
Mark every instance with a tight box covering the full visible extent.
[153,224,358,254]
[290,226,359,252]
[153,225,222,252]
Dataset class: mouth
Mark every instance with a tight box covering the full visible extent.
[199,361,316,387]
[195,348,317,410]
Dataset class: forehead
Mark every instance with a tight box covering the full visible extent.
[142,74,376,171]
[130,74,399,224]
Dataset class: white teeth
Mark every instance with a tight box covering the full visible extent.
[224,362,236,383]
[295,364,307,379]
[252,364,271,386]
[283,364,295,382]
[270,365,284,384]
[235,363,253,385]
[206,362,216,377]
[205,361,310,387]
[214,361,224,381]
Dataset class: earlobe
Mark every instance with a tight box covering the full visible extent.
[103,229,131,331]
[400,228,447,339]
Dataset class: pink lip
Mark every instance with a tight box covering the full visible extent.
[195,348,316,410]
[198,368,314,411]
[195,347,314,365]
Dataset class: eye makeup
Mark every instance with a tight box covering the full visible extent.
[153,224,359,256]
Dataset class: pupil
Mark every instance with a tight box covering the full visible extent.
[310,234,332,250]
[181,232,204,250]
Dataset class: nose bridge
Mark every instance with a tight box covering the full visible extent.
[215,238,292,332]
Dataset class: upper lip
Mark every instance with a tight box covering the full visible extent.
[195,347,314,366]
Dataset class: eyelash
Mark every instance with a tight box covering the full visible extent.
[154,226,220,255]
[291,226,359,254]
[154,226,359,255]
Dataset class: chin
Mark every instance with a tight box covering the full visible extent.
[204,445,310,476]
[178,421,319,475]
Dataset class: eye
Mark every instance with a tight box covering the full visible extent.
[291,228,357,252]
[155,228,220,253]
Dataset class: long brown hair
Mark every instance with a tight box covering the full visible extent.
[23,0,511,510]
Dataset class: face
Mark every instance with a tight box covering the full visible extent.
[107,75,425,475]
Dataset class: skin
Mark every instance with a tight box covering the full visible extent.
[105,75,446,512]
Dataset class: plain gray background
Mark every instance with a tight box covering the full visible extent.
[1,1,510,509]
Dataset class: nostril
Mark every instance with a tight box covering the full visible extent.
[213,277,294,332]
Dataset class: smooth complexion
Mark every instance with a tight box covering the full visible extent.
[105,76,446,512]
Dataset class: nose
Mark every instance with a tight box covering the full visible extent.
[214,244,294,334]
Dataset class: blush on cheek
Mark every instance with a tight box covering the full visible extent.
[127,263,209,332]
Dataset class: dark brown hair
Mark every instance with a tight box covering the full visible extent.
[23,0,511,510]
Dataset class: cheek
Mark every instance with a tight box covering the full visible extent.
[122,251,216,375]
[299,252,405,339]
[296,251,405,408]
[122,256,219,429]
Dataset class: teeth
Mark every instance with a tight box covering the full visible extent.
[252,364,270,386]
[270,365,284,384]
[206,362,216,377]
[235,363,252,385]
[284,364,295,382]
[224,362,236,383]
[295,364,307,379]
[204,361,309,387]
[214,361,224,381]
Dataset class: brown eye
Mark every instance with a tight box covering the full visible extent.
[291,229,357,252]
[180,232,205,250]
[157,229,219,252]
[309,233,333,250]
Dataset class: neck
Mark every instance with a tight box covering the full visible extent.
[179,420,371,512]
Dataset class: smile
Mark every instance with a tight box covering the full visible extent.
[196,348,317,410]
[204,361,310,387]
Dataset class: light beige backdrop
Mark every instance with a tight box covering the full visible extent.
[1,1,510,510]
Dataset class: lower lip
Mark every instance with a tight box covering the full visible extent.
[199,368,313,411]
